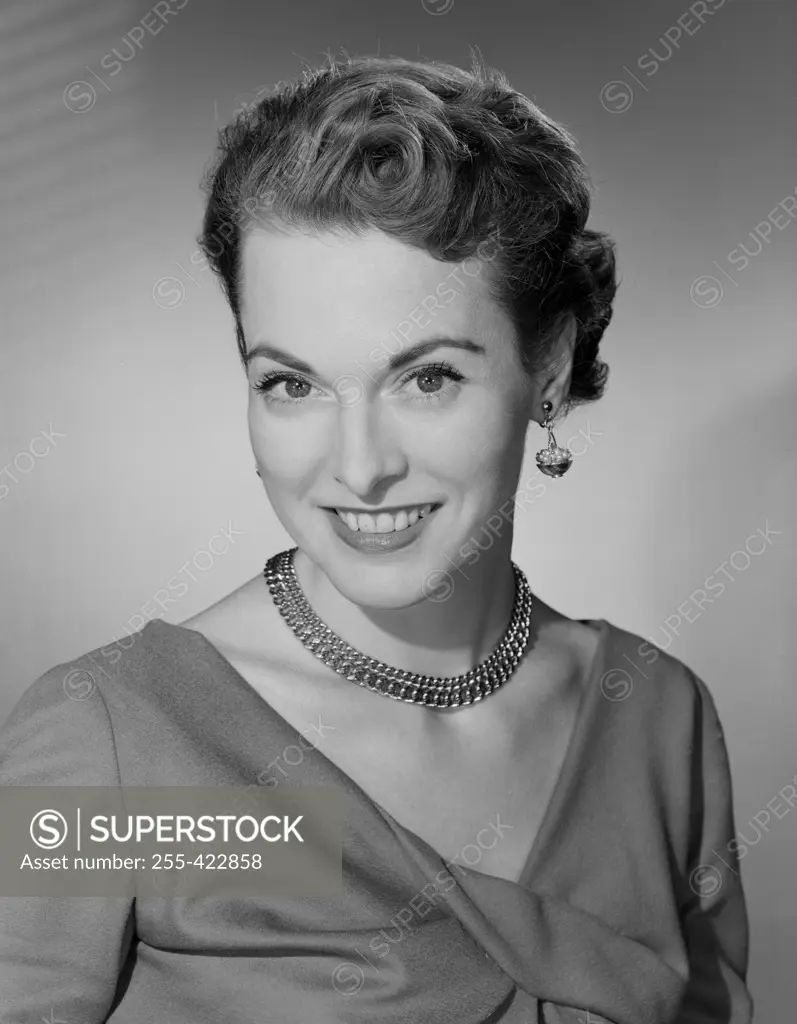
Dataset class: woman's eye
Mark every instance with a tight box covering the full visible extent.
[400,362,464,402]
[253,362,464,407]
[280,378,312,400]
[414,371,446,394]
[253,373,317,404]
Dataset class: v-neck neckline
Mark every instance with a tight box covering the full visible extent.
[144,616,610,890]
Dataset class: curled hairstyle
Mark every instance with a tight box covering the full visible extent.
[199,53,618,413]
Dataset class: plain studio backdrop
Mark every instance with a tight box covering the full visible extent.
[0,0,794,1016]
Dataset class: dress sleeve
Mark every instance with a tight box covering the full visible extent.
[675,670,754,1023]
[0,663,135,1023]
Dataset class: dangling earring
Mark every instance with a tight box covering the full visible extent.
[255,466,261,478]
[535,400,572,477]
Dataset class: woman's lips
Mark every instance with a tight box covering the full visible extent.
[324,504,441,554]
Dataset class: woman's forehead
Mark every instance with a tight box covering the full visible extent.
[239,227,505,346]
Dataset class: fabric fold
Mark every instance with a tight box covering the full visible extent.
[375,802,685,1024]
[0,616,751,1022]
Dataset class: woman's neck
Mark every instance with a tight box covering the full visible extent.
[292,545,524,679]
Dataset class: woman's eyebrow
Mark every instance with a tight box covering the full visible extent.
[244,336,486,376]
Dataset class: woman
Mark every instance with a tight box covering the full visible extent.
[0,54,752,1022]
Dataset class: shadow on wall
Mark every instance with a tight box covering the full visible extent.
[646,369,796,661]
[649,371,797,1023]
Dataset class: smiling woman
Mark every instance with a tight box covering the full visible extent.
[240,224,549,608]
[0,51,752,1023]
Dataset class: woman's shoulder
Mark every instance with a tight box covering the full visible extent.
[592,616,728,750]
[181,572,274,654]
[14,571,271,715]
[1,613,215,749]
[538,602,711,714]
[0,624,167,785]
[0,586,269,786]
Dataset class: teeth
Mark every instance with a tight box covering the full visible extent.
[335,504,435,533]
[375,513,394,534]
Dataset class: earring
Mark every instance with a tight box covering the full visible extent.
[255,466,261,478]
[535,401,572,478]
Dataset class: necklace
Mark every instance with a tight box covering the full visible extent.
[263,547,533,709]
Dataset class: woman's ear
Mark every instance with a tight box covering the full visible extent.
[537,314,577,420]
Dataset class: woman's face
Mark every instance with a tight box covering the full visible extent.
[240,225,543,609]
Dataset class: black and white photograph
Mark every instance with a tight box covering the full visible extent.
[0,0,794,1020]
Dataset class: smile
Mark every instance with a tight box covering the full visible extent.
[322,503,442,554]
[330,503,438,534]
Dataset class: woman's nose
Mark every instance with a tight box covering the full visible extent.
[330,400,407,498]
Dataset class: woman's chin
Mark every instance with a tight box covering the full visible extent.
[297,548,445,611]
[324,564,435,611]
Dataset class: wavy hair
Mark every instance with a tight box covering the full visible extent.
[199,53,618,412]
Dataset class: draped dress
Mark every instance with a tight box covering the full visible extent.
[0,616,753,1022]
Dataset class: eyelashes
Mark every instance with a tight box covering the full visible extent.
[252,361,465,407]
[252,371,314,402]
[401,361,464,396]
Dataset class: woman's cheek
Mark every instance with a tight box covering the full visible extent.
[251,406,323,475]
[447,415,514,478]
